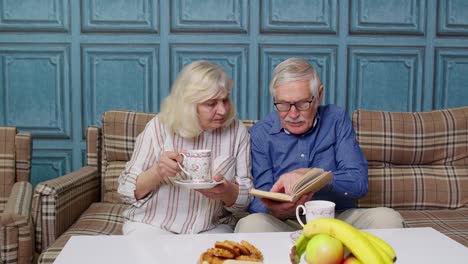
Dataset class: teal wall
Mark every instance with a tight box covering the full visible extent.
[1,0,468,187]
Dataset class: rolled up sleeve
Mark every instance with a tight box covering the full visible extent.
[118,119,158,207]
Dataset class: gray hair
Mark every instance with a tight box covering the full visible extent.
[269,58,322,99]
[160,60,236,138]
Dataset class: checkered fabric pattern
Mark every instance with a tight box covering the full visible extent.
[0,127,33,264]
[101,110,156,203]
[0,127,17,206]
[36,203,127,264]
[33,111,156,263]
[399,208,468,246]
[33,110,261,264]
[241,120,257,130]
[353,106,468,247]
[33,126,102,254]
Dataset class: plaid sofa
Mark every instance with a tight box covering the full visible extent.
[33,107,468,263]
[353,106,468,247]
[32,110,257,263]
[0,127,33,264]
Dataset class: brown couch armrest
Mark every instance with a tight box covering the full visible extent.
[32,166,100,253]
[0,181,34,264]
[15,132,32,182]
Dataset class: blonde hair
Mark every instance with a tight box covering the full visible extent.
[269,58,322,99]
[159,60,236,138]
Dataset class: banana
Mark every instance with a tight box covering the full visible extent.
[361,234,393,264]
[302,218,387,264]
[294,234,309,263]
[360,230,396,262]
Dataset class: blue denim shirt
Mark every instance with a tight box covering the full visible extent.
[248,104,368,213]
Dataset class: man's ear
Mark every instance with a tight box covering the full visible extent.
[317,85,324,103]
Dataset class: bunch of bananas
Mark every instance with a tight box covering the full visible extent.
[294,218,396,264]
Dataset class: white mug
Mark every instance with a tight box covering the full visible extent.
[295,200,335,227]
[177,149,211,182]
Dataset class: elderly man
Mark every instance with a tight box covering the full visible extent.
[235,58,403,232]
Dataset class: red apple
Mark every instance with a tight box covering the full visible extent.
[342,256,361,264]
[305,233,344,264]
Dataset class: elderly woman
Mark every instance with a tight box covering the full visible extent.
[118,60,252,235]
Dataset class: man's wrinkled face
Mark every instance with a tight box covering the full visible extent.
[274,80,323,135]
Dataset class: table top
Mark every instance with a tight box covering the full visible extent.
[54,227,468,264]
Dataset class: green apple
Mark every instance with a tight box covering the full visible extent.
[305,233,344,264]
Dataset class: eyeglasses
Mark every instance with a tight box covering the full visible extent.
[273,98,315,112]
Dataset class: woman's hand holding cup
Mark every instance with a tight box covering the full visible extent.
[177,149,212,182]
[157,151,184,179]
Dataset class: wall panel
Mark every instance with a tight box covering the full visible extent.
[350,0,425,34]
[82,45,159,128]
[171,0,248,33]
[349,47,423,112]
[31,149,72,187]
[438,0,468,35]
[82,0,159,32]
[261,0,337,34]
[0,0,467,186]
[0,0,69,32]
[435,48,468,108]
[0,44,70,139]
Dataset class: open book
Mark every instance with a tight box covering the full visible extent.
[249,168,333,202]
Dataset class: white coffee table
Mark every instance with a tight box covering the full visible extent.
[53,227,467,264]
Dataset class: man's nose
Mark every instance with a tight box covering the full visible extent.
[287,105,300,118]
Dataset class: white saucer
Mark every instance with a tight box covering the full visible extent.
[290,230,302,243]
[174,179,223,189]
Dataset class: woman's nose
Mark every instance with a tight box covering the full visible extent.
[216,101,227,114]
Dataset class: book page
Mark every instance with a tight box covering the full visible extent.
[249,168,332,203]
[249,188,294,202]
[291,168,324,193]
[293,171,333,199]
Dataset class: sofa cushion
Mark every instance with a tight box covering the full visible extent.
[358,165,468,209]
[399,208,468,247]
[353,107,468,209]
[353,107,468,166]
[37,202,128,264]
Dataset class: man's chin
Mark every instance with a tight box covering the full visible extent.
[285,124,307,134]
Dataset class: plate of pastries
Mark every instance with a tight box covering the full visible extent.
[199,240,264,264]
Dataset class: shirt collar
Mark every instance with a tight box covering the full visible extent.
[269,108,321,135]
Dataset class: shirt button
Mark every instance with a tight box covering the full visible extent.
[300,154,305,158]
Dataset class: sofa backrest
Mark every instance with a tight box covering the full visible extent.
[101,110,156,203]
[0,127,17,202]
[353,107,468,209]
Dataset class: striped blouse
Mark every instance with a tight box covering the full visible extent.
[118,115,253,234]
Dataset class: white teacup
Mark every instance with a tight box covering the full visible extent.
[295,200,335,227]
[178,149,211,182]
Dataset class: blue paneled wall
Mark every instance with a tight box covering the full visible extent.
[0,0,467,186]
